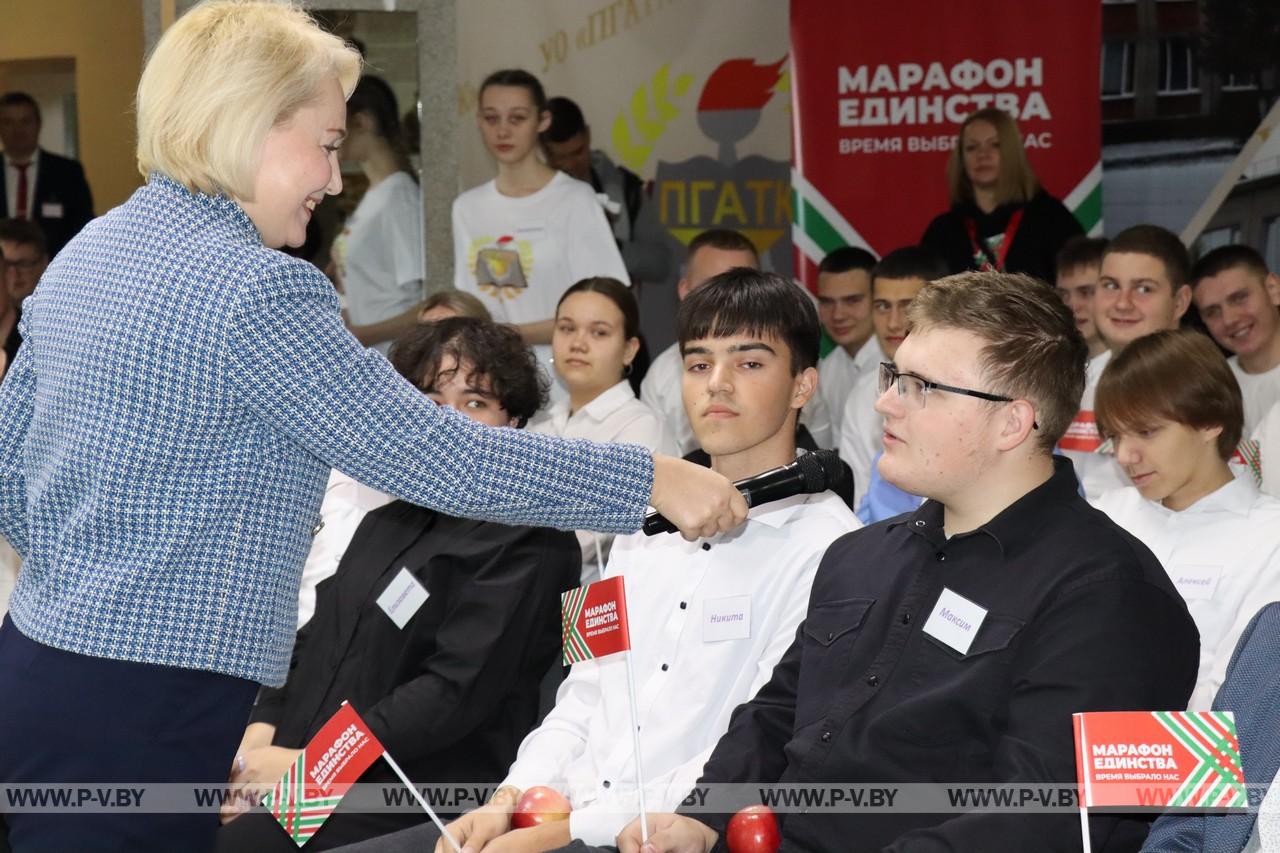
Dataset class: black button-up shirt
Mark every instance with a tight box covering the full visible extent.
[689,458,1199,852]
[250,501,579,794]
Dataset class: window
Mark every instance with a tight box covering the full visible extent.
[1223,70,1258,91]
[1102,41,1135,98]
[1265,218,1280,272]
[1158,38,1200,94]
[1196,225,1239,259]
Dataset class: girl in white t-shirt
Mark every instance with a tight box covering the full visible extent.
[531,278,672,581]
[331,75,424,354]
[453,69,628,398]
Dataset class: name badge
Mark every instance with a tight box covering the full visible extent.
[922,587,988,654]
[703,595,751,642]
[376,567,429,629]
[1170,564,1224,602]
[40,202,63,219]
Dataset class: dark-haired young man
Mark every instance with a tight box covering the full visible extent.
[1065,225,1193,498]
[1055,235,1108,361]
[337,270,858,853]
[0,217,46,369]
[641,229,758,454]
[815,246,881,445]
[542,96,666,285]
[618,272,1197,853]
[214,318,580,852]
[1192,245,1280,433]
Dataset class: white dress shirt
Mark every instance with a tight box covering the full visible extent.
[1092,478,1280,710]
[0,535,19,622]
[819,337,884,447]
[502,489,859,846]
[529,380,675,582]
[839,369,881,511]
[640,343,691,454]
[295,469,394,628]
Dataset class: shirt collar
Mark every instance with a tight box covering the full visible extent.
[889,455,1080,554]
[744,491,812,530]
[7,149,38,169]
[576,380,638,423]
[1168,475,1258,518]
[854,336,886,371]
[147,172,261,245]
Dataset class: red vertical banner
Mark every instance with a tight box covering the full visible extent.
[789,0,1101,287]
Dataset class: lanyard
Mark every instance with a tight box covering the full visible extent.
[966,207,1024,272]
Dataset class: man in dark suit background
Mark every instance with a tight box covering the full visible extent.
[0,91,93,258]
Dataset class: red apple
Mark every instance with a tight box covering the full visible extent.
[510,785,571,829]
[726,804,781,853]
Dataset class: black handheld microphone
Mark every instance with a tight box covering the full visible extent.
[642,449,846,536]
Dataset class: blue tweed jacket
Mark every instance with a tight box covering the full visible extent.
[1142,601,1280,851]
[0,174,652,685]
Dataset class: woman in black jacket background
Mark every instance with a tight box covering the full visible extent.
[921,107,1083,284]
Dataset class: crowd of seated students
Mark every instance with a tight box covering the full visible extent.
[216,153,1280,850]
[12,68,1280,850]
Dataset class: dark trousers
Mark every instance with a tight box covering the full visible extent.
[0,615,257,853]
[327,821,616,853]
[215,801,428,852]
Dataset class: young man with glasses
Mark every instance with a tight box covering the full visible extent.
[615,271,1198,853]
[0,217,46,371]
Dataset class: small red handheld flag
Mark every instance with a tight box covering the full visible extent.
[1073,710,1246,810]
[262,703,386,846]
[561,575,631,664]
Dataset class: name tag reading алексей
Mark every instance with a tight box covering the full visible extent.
[922,587,988,654]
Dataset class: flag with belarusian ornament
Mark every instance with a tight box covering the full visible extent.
[1073,710,1246,809]
[561,575,631,665]
[261,703,386,846]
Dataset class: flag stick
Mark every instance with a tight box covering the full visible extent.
[1079,806,1091,853]
[381,751,463,853]
[624,647,650,845]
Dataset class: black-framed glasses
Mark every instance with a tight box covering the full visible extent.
[878,362,1037,428]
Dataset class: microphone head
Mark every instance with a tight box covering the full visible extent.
[797,449,843,493]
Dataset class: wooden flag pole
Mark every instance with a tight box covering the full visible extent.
[624,646,650,845]
[381,751,463,853]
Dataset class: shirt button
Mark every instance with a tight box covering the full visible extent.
[820,731,832,742]
[901,613,912,625]
[602,780,611,789]
[936,552,946,562]
[826,631,835,641]
[679,601,687,610]
[661,663,669,671]
[866,674,879,687]
[701,543,711,551]
[914,520,926,527]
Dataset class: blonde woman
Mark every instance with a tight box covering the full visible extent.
[921,107,1082,282]
[0,3,743,849]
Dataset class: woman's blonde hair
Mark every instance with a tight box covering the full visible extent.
[945,108,1038,207]
[136,0,361,200]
